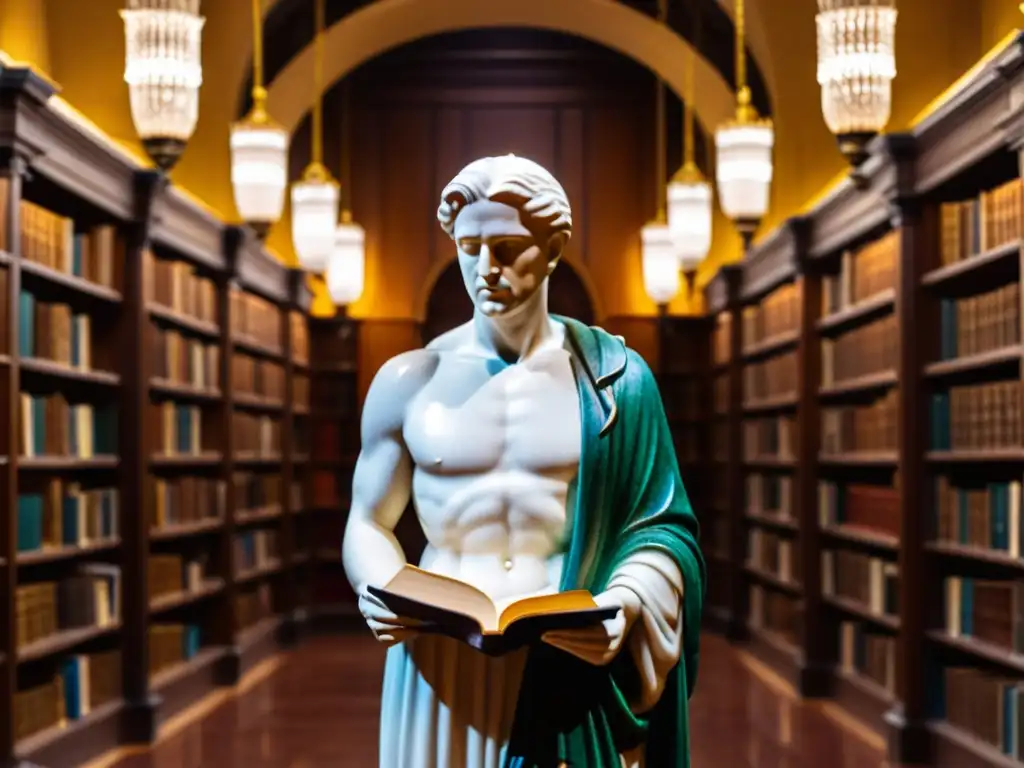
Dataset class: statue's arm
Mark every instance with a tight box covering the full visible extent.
[606,551,685,714]
[341,351,433,595]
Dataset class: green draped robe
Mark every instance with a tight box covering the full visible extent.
[503,316,706,768]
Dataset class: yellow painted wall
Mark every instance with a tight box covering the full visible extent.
[982,0,1023,52]
[0,0,49,73]
[0,0,1006,318]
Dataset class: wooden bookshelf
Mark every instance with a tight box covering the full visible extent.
[0,62,321,767]
[691,30,1024,768]
[307,314,360,624]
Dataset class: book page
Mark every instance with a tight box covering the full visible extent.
[384,565,499,631]
[496,589,598,632]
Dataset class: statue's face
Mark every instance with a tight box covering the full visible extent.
[453,199,550,318]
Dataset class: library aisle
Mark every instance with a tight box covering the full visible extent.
[91,632,887,768]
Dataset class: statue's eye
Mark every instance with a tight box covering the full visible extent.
[458,238,481,256]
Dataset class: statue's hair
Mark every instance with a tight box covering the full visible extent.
[437,154,573,259]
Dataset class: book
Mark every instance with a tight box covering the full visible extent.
[367,565,619,656]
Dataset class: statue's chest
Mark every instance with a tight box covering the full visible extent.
[404,352,582,474]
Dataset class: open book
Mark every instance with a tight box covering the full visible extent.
[367,565,619,655]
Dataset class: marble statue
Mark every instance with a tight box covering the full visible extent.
[341,154,705,768]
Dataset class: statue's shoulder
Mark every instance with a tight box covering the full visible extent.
[364,348,440,422]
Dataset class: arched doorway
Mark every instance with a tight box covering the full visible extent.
[421,258,596,344]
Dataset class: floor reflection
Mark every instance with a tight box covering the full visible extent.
[102,632,890,768]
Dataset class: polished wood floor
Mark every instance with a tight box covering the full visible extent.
[99,632,890,768]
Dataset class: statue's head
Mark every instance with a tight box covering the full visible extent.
[437,154,572,318]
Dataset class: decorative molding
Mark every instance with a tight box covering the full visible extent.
[150,185,227,273]
[740,217,807,303]
[228,226,290,304]
[705,263,742,314]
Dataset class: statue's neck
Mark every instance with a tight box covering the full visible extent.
[472,288,558,364]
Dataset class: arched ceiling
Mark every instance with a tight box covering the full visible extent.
[243,0,773,124]
[257,0,768,156]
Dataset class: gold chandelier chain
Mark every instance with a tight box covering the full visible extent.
[312,0,325,166]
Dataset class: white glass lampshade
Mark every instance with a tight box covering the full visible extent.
[715,120,774,223]
[327,218,366,305]
[667,174,713,273]
[120,0,205,170]
[291,175,339,273]
[641,221,680,306]
[230,116,289,230]
[816,0,897,138]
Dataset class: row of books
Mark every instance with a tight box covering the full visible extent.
[821,231,898,317]
[149,323,219,392]
[838,620,895,695]
[713,314,732,365]
[232,472,282,515]
[149,622,201,677]
[294,373,310,410]
[233,412,282,457]
[934,477,1020,555]
[743,415,794,460]
[15,649,121,743]
[821,390,898,455]
[943,576,1023,651]
[747,474,793,518]
[310,374,357,415]
[232,353,285,402]
[930,380,1024,451]
[16,564,121,650]
[944,665,1024,760]
[234,529,280,576]
[742,282,801,349]
[19,393,117,458]
[939,176,1022,266]
[230,288,282,353]
[743,351,797,404]
[152,476,225,531]
[817,481,900,540]
[16,481,118,554]
[289,312,309,365]
[150,401,206,457]
[144,250,217,327]
[821,314,897,387]
[0,178,122,292]
[236,583,274,631]
[149,553,209,604]
[749,584,800,648]
[747,528,797,584]
[19,293,94,370]
[821,550,899,622]
[938,282,1020,362]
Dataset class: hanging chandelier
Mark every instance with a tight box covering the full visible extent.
[326,82,366,309]
[715,0,773,250]
[641,0,680,308]
[291,0,339,273]
[667,23,712,276]
[327,211,366,306]
[230,0,289,239]
[816,0,898,168]
[120,0,205,171]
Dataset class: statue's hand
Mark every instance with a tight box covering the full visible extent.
[357,587,422,647]
[540,586,640,666]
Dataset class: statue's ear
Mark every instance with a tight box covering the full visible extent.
[547,231,569,263]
